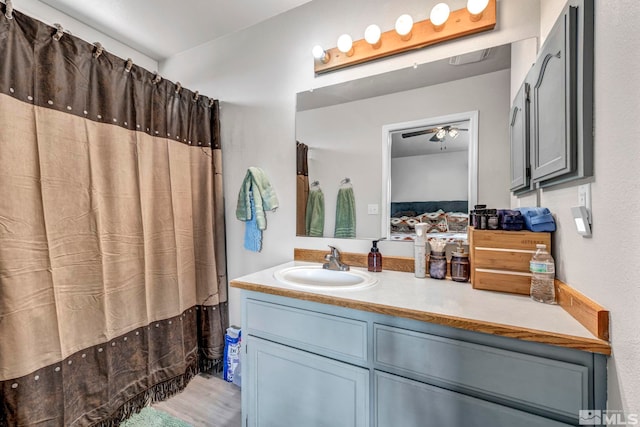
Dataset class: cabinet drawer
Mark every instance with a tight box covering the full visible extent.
[473,248,534,271]
[473,268,532,295]
[375,371,572,427]
[246,299,367,364]
[374,324,588,419]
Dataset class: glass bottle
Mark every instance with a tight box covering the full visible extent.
[429,251,447,280]
[450,244,470,282]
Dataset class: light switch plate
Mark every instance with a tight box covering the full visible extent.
[578,183,591,212]
[367,204,379,215]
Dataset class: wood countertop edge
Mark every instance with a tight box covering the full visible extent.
[230,279,611,355]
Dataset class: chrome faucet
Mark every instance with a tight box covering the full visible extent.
[323,246,350,271]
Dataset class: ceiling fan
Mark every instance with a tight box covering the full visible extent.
[402,124,468,142]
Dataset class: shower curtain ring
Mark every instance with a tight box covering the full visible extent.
[208,98,215,108]
[5,0,13,19]
[125,58,133,72]
[192,91,200,102]
[53,24,64,41]
[152,72,162,84]
[93,42,104,59]
[175,82,182,94]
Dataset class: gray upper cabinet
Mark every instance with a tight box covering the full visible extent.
[512,0,593,191]
[510,80,531,192]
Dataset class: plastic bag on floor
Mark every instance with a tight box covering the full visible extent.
[223,326,241,386]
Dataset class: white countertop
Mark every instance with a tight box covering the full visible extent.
[231,261,610,354]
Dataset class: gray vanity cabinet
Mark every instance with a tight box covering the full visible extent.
[510,80,531,192]
[241,292,606,427]
[511,0,593,192]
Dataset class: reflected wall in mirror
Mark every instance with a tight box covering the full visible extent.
[296,43,513,240]
[381,111,477,241]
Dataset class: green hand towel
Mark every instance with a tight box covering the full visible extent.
[305,189,325,237]
[334,187,356,238]
[236,167,279,231]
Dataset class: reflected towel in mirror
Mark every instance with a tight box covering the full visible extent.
[334,187,356,238]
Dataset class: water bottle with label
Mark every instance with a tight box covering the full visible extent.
[529,244,556,304]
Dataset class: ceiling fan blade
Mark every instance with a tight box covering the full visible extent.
[429,134,441,142]
[401,127,440,138]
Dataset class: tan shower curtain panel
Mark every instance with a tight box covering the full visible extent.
[0,6,227,426]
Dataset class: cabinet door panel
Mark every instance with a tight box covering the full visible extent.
[246,336,369,427]
[510,81,530,191]
[531,6,578,183]
[375,371,573,427]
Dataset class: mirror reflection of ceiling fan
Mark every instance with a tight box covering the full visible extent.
[401,124,468,142]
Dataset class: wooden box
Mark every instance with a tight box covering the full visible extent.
[468,227,551,295]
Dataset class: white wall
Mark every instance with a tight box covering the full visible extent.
[9,0,157,71]
[297,69,510,238]
[523,0,640,414]
[392,151,468,203]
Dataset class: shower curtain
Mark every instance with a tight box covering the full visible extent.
[296,141,309,236]
[0,5,228,426]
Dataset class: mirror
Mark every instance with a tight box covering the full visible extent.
[296,42,512,240]
[381,111,477,241]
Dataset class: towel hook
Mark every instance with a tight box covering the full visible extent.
[5,0,13,19]
[340,177,351,186]
[53,24,64,41]
[311,180,320,188]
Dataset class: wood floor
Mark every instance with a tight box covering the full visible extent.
[152,374,242,426]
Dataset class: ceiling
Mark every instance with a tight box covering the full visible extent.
[38,0,312,60]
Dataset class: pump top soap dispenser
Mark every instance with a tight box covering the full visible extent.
[368,239,383,272]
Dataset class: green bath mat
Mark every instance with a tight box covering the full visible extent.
[121,407,192,427]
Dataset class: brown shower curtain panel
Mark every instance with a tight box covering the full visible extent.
[296,141,309,236]
[0,6,228,426]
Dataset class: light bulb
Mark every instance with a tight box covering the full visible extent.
[312,45,329,63]
[364,24,382,47]
[337,34,354,56]
[467,0,489,19]
[436,128,447,139]
[448,128,459,139]
[395,14,413,40]
[430,3,450,29]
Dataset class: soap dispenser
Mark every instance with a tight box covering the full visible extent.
[368,239,383,272]
[414,224,428,278]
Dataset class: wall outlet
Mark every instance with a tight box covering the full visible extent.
[367,204,379,215]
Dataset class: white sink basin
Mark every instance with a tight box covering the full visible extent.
[274,265,378,290]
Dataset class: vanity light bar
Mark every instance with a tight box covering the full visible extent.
[313,0,496,75]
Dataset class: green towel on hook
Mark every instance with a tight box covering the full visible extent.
[305,189,325,237]
[334,187,356,238]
